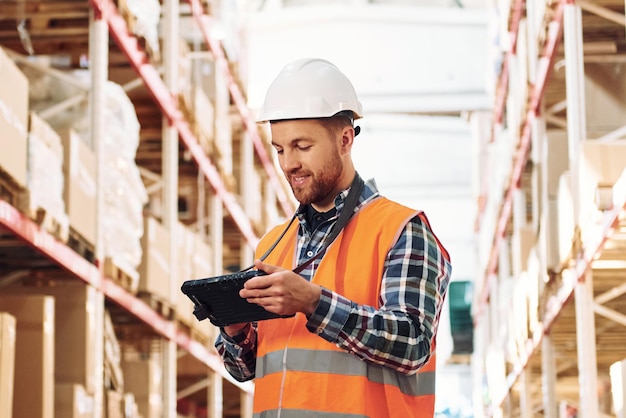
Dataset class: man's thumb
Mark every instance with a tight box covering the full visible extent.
[254,259,278,274]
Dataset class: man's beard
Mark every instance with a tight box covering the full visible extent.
[289,153,343,206]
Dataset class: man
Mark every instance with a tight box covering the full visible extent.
[215,58,452,417]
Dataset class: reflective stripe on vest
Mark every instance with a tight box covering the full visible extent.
[253,409,368,418]
[257,348,436,396]
[254,197,442,417]
[256,410,369,418]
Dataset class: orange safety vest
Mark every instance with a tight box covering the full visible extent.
[253,197,445,418]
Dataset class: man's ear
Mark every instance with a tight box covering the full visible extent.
[340,126,355,153]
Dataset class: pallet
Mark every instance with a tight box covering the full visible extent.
[0,168,28,210]
[28,206,70,243]
[104,257,139,294]
[66,228,96,264]
[176,317,211,347]
[1,168,72,243]
[137,290,175,321]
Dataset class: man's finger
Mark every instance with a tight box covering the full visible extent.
[254,259,281,274]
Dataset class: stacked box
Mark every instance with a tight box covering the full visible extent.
[545,130,570,199]
[55,383,94,418]
[190,233,218,343]
[0,295,55,418]
[511,225,536,277]
[138,216,171,303]
[556,173,575,265]
[105,389,124,418]
[52,283,98,393]
[28,111,70,236]
[121,348,163,418]
[175,222,196,326]
[581,140,626,211]
[5,281,98,394]
[59,128,97,246]
[0,47,29,187]
[582,140,626,188]
[0,313,16,418]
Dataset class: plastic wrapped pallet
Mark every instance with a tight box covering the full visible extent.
[27,112,70,238]
[18,64,148,280]
[98,81,148,280]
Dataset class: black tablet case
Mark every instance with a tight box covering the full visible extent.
[180,270,294,327]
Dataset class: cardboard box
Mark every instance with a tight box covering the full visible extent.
[174,223,218,341]
[585,63,626,136]
[191,232,213,281]
[0,313,16,418]
[121,349,162,418]
[51,282,98,394]
[511,224,536,277]
[105,389,124,418]
[190,233,217,342]
[29,111,63,159]
[0,295,55,418]
[175,222,196,326]
[0,47,29,187]
[123,393,141,418]
[55,383,94,418]
[556,173,575,265]
[582,140,626,187]
[138,216,171,302]
[28,111,69,228]
[546,130,569,199]
[4,281,98,394]
[59,128,97,245]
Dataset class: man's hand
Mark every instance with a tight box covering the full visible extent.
[240,259,322,316]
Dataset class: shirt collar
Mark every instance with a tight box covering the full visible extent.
[295,174,380,222]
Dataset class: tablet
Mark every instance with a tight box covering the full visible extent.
[180,270,294,327]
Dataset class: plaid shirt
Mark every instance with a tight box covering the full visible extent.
[215,177,452,381]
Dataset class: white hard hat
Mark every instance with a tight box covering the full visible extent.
[257,58,363,123]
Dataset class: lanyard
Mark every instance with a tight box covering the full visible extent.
[241,173,365,274]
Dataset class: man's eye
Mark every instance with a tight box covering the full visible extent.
[275,149,284,155]
[297,145,311,151]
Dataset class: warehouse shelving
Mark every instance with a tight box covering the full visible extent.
[476,0,567,316]
[0,0,291,417]
[89,0,292,248]
[473,0,626,416]
[0,199,233,380]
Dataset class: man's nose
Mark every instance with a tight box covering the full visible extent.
[281,151,301,172]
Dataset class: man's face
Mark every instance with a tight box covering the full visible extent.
[270,119,344,209]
